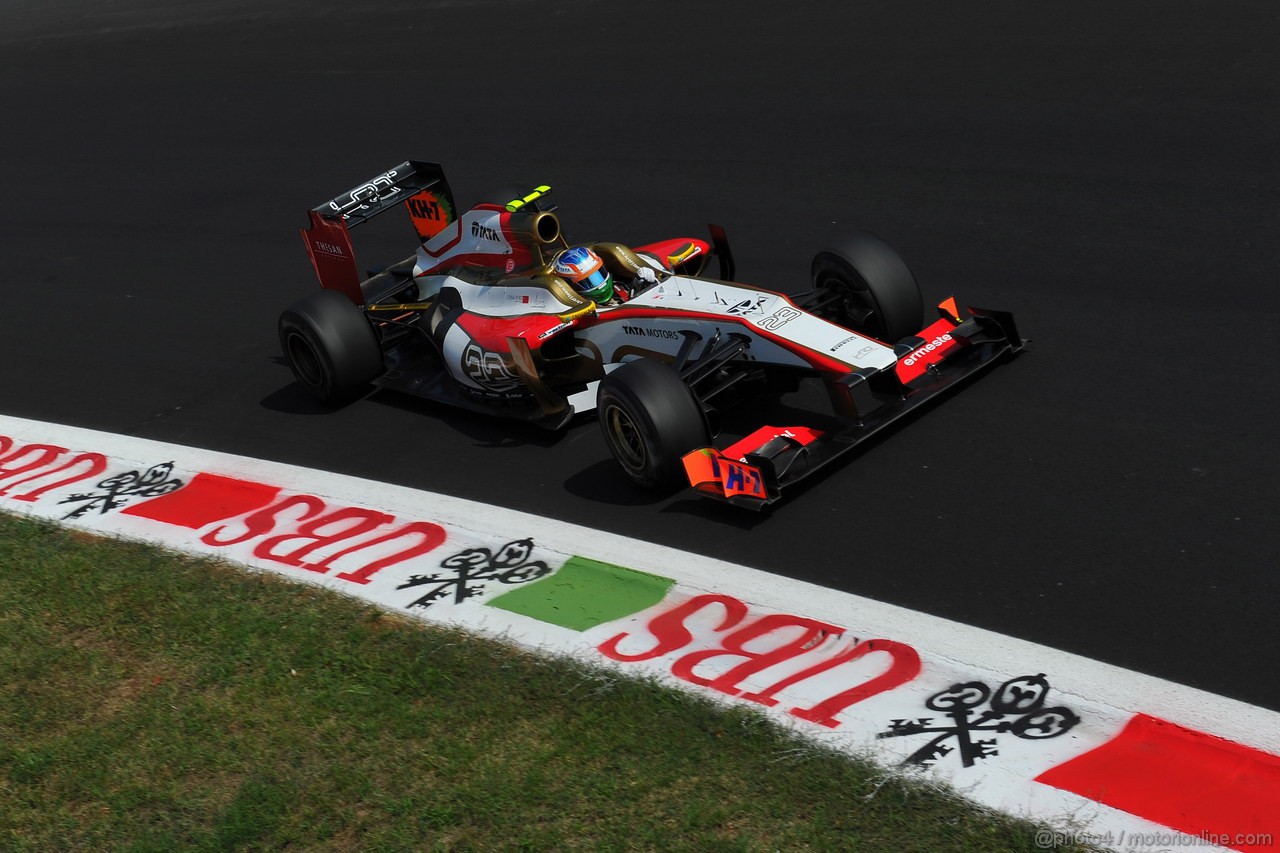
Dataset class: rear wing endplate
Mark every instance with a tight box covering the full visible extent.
[301,161,457,302]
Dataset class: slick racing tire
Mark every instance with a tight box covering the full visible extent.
[597,359,710,490]
[278,290,384,405]
[810,232,924,344]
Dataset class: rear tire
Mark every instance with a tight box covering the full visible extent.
[810,232,924,343]
[278,290,384,405]
[597,359,710,489]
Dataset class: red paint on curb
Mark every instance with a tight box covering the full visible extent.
[1035,714,1280,852]
[123,472,281,529]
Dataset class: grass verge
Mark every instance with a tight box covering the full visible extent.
[0,511,1083,851]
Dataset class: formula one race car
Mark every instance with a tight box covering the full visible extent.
[279,160,1024,508]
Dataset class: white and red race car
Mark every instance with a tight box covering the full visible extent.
[280,161,1024,508]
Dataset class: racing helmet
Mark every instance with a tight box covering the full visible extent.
[553,246,614,304]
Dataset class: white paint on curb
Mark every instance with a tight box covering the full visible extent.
[2,413,1274,849]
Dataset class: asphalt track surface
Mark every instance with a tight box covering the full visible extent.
[2,2,1277,710]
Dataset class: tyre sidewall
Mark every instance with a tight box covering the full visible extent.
[597,359,709,489]
[278,290,383,405]
[811,232,924,343]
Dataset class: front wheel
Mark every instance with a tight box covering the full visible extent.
[810,232,924,343]
[278,290,384,405]
[597,359,710,490]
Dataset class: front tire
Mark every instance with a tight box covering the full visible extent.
[810,232,924,343]
[597,359,710,490]
[278,290,384,405]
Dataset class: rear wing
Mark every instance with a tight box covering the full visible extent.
[300,160,456,303]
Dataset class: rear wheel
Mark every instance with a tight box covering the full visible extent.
[597,359,710,489]
[810,232,924,343]
[278,290,384,405]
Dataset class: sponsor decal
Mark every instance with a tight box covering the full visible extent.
[407,196,442,222]
[831,338,878,361]
[462,342,521,392]
[313,240,347,258]
[505,258,515,273]
[58,462,184,519]
[621,325,679,340]
[894,318,962,383]
[720,457,764,499]
[903,334,953,367]
[327,167,401,217]
[683,450,769,500]
[727,296,768,316]
[470,221,502,242]
[538,321,572,340]
[597,592,921,729]
[0,437,108,503]
[406,189,455,240]
[409,194,440,217]
[831,335,860,350]
[397,539,552,609]
[2,437,450,591]
[503,291,544,307]
[123,473,448,586]
[877,674,1079,768]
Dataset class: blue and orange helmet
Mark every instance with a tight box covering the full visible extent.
[554,247,613,304]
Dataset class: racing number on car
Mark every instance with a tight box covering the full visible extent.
[757,307,800,330]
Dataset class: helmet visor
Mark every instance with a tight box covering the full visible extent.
[576,268,614,303]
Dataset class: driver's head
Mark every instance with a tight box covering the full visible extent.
[554,247,613,304]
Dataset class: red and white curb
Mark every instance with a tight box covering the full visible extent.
[1,413,1276,851]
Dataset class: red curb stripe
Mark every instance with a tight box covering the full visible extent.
[1036,714,1280,851]
[123,472,281,529]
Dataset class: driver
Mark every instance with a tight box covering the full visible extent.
[553,246,658,306]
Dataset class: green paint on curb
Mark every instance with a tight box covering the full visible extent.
[487,556,675,631]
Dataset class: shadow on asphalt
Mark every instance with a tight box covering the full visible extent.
[561,459,671,508]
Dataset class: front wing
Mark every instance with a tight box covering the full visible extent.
[682,304,1025,509]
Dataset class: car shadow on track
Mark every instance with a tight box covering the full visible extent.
[562,461,773,531]
[562,460,677,509]
[369,389,568,449]
[658,497,773,530]
[259,383,337,416]
[259,376,566,450]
